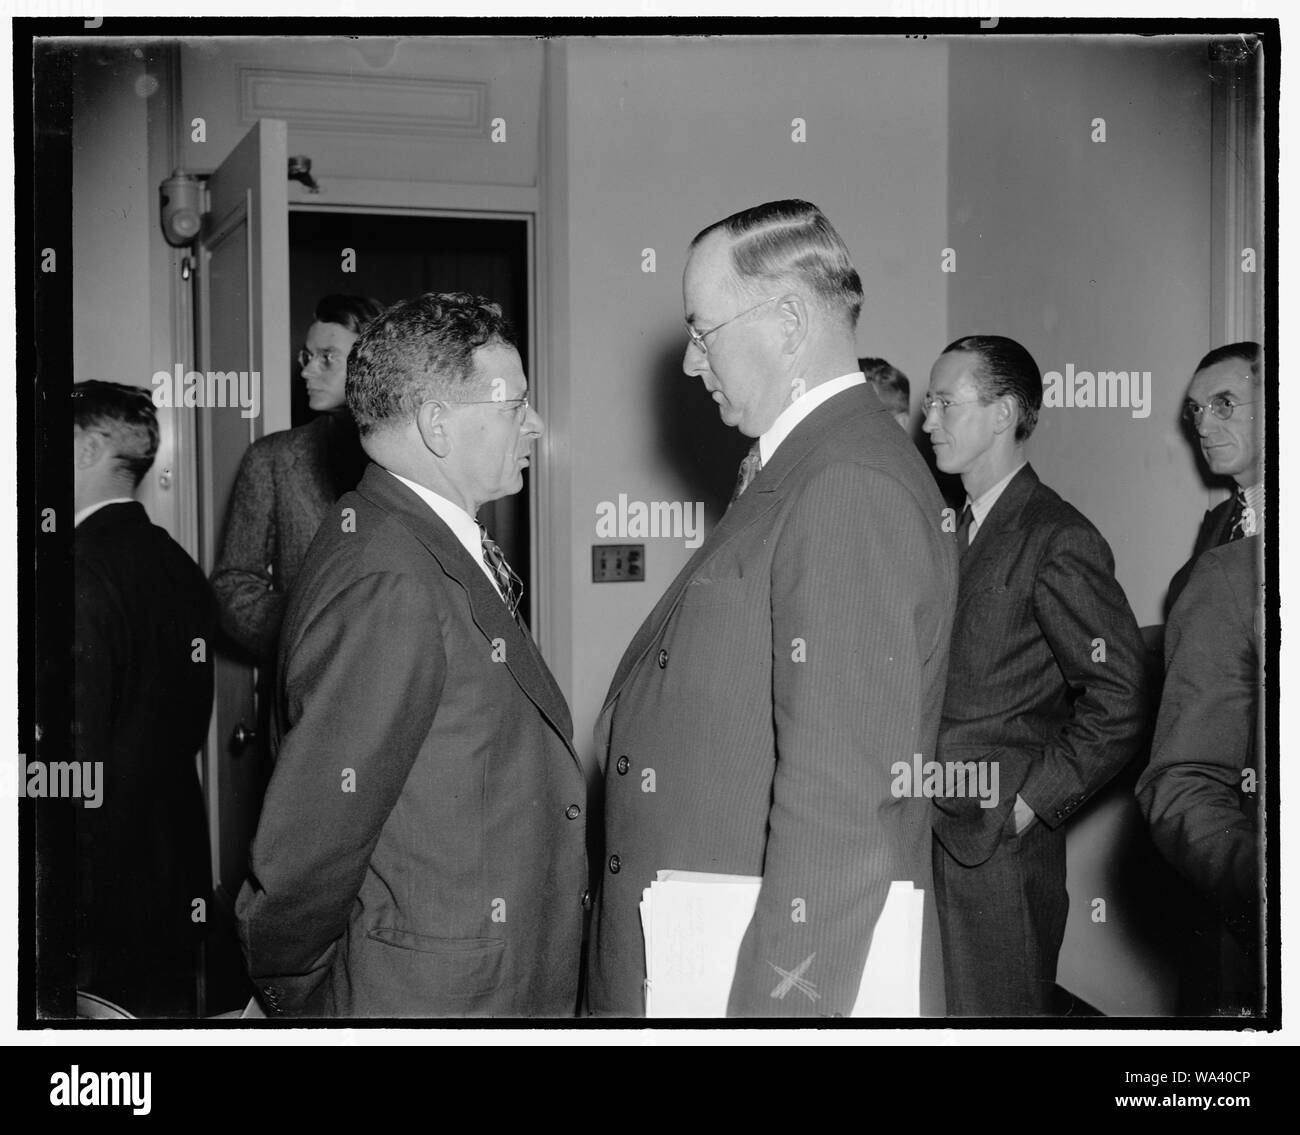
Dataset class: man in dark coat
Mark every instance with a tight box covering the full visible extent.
[237,294,587,1017]
[72,380,215,1017]
[922,336,1149,1016]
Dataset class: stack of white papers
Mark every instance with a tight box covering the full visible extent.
[640,871,924,1017]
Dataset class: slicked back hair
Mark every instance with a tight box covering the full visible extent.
[347,292,516,437]
[1194,341,1261,382]
[691,199,864,330]
[942,334,1043,443]
[313,293,387,336]
[72,380,159,487]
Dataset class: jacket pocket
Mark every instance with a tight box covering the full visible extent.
[364,929,506,999]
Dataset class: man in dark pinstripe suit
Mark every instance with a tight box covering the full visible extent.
[587,201,958,1017]
[923,335,1149,1016]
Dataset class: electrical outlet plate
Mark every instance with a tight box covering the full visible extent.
[592,544,645,582]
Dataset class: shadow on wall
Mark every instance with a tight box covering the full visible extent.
[647,336,751,528]
[643,338,977,521]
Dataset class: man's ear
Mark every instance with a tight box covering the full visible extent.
[992,395,1018,437]
[74,428,106,471]
[776,293,810,356]
[414,399,453,458]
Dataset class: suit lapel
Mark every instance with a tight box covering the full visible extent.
[356,466,578,762]
[1204,498,1236,550]
[600,384,872,716]
[958,463,1039,602]
[601,465,784,713]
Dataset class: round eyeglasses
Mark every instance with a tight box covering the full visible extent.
[1182,395,1255,425]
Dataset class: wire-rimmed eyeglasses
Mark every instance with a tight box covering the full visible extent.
[921,394,983,418]
[1182,394,1254,425]
[685,296,779,355]
[437,396,530,417]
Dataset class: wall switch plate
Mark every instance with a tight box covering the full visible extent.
[592,544,645,582]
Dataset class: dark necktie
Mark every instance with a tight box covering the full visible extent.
[730,441,763,504]
[1227,488,1252,542]
[956,502,974,550]
[478,524,523,617]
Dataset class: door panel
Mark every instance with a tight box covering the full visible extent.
[194,119,289,912]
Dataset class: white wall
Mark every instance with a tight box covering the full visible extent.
[947,36,1217,628]
[71,45,187,543]
[548,37,950,769]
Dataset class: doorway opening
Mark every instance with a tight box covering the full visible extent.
[288,209,533,624]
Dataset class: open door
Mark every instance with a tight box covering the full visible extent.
[192,119,290,924]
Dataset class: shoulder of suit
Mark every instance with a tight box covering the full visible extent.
[1166,551,1255,645]
[794,448,929,503]
[74,501,148,546]
[77,508,211,591]
[245,416,330,464]
[808,405,935,482]
[317,483,433,558]
[1184,535,1257,600]
[1014,476,1113,557]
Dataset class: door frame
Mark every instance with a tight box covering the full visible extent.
[287,193,551,654]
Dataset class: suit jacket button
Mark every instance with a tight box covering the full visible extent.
[609,854,622,874]
[565,803,581,820]
[616,755,630,775]
[581,888,592,909]
[657,648,668,669]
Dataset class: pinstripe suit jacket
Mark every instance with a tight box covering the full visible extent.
[932,465,1149,868]
[587,384,958,1017]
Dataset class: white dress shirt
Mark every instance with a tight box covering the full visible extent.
[964,460,1028,545]
[759,371,867,466]
[387,470,504,600]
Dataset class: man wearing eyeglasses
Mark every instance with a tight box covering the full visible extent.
[237,292,587,1017]
[1137,341,1264,1015]
[1164,342,1262,617]
[587,200,958,1017]
[922,334,1148,1016]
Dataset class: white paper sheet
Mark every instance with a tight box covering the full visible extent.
[640,871,923,1017]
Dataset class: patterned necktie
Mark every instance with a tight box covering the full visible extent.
[1227,487,1254,541]
[478,524,523,617]
[956,502,974,549]
[730,441,763,504]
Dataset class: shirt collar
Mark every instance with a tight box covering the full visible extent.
[385,470,502,592]
[967,460,1028,532]
[758,372,867,466]
[74,497,137,528]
